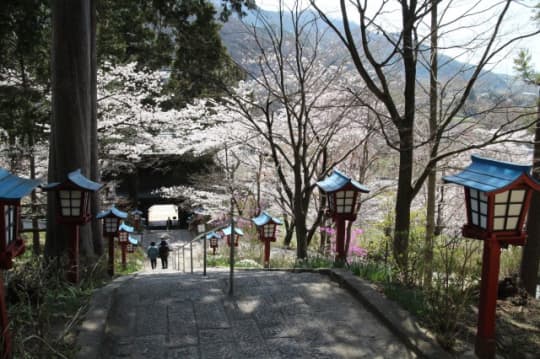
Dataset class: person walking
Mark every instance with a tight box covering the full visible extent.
[159,240,170,269]
[147,242,159,270]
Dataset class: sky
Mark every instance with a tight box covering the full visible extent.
[255,0,540,76]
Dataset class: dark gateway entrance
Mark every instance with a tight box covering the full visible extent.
[102,153,218,229]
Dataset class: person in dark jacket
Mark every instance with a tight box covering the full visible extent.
[147,242,159,270]
[159,240,170,269]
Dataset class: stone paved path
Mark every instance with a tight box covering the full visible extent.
[100,270,416,358]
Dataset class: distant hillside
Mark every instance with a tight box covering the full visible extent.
[218,5,533,96]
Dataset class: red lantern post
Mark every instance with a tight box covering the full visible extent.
[207,232,221,255]
[42,169,102,284]
[0,168,40,359]
[223,225,243,247]
[97,206,127,276]
[316,169,369,264]
[252,212,282,268]
[131,209,143,232]
[444,155,540,359]
[118,222,134,269]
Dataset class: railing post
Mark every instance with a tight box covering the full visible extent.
[190,241,193,274]
[182,247,185,273]
[203,234,207,276]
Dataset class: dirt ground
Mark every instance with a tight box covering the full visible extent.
[456,295,540,359]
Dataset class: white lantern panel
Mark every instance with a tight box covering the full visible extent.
[495,192,509,203]
[72,207,80,216]
[470,200,478,212]
[508,204,522,216]
[60,190,70,199]
[493,218,505,231]
[264,224,275,237]
[472,216,479,226]
[480,202,488,215]
[479,191,488,201]
[494,204,506,216]
[470,189,478,199]
[507,217,519,230]
[5,205,16,246]
[61,199,71,208]
[480,215,487,229]
[71,191,81,199]
[104,218,118,232]
[511,190,525,202]
[72,199,81,208]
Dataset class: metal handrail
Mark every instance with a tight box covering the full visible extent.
[174,224,229,275]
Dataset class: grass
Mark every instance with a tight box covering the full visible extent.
[348,260,393,283]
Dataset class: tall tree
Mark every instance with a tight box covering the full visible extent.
[312,0,540,277]
[424,0,438,288]
[47,0,95,257]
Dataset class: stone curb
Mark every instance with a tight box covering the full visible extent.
[75,274,136,359]
[323,268,454,359]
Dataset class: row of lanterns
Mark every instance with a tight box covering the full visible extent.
[96,207,140,276]
[205,212,283,268]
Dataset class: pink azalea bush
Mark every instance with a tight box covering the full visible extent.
[319,226,368,260]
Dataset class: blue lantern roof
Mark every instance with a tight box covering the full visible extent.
[118,222,134,233]
[128,235,139,245]
[222,226,244,236]
[96,206,128,219]
[443,154,540,192]
[252,212,283,227]
[0,168,40,200]
[316,169,369,193]
[206,231,221,240]
[42,169,103,192]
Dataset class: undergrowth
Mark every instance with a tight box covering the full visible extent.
[6,244,144,358]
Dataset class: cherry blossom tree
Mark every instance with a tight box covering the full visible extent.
[224,2,375,259]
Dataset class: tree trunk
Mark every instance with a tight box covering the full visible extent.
[46,0,94,258]
[283,220,295,248]
[521,90,540,296]
[393,5,417,279]
[295,211,308,259]
[394,126,414,277]
[293,171,308,259]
